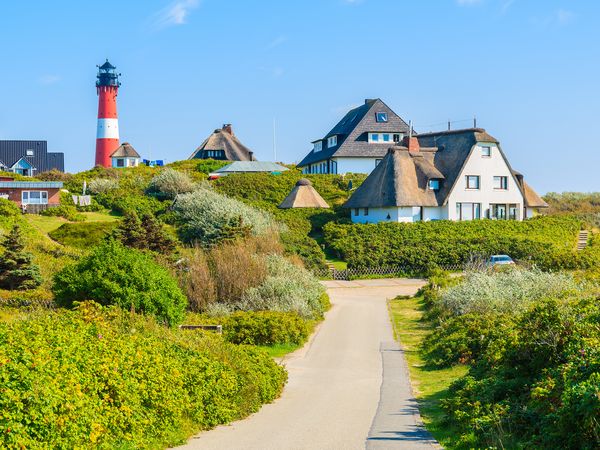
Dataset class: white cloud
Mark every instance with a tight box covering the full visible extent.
[456,0,482,6]
[153,0,199,29]
[266,35,287,50]
[556,8,575,25]
[38,75,61,85]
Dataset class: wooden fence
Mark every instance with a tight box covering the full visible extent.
[314,264,465,281]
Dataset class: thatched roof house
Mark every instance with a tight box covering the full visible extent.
[345,129,546,223]
[189,124,255,161]
[110,142,141,168]
[279,179,330,209]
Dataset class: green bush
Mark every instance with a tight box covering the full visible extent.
[148,168,195,199]
[52,240,187,326]
[188,311,310,346]
[0,301,286,449]
[324,216,599,272]
[40,204,86,222]
[0,198,20,218]
[0,225,42,291]
[49,221,118,249]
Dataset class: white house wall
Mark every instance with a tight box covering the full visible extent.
[334,157,379,174]
[350,206,448,223]
[446,143,524,220]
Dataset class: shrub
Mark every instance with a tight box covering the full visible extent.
[180,249,217,312]
[0,225,42,290]
[174,186,280,246]
[0,302,286,448]
[112,211,177,254]
[238,254,327,319]
[148,168,195,199]
[40,204,86,222]
[0,198,20,218]
[49,221,118,249]
[88,177,119,194]
[439,268,581,316]
[52,240,187,325]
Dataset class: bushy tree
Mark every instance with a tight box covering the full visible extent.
[148,168,195,199]
[52,240,187,325]
[112,211,176,254]
[88,178,119,194]
[0,225,42,290]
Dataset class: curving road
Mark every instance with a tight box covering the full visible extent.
[177,278,437,450]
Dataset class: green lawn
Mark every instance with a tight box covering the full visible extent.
[258,342,302,358]
[388,296,468,449]
[25,215,68,234]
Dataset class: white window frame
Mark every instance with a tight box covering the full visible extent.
[314,141,322,152]
[493,176,508,190]
[327,136,337,148]
[481,145,492,157]
[466,175,480,190]
[375,112,388,123]
[369,133,380,143]
[382,133,391,142]
[22,190,48,205]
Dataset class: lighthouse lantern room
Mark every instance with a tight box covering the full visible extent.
[95,60,121,168]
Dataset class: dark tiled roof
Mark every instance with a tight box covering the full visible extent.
[110,142,140,158]
[298,99,411,167]
[0,140,64,173]
[99,60,116,70]
[189,125,255,161]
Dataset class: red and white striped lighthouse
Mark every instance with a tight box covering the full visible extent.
[95,60,121,168]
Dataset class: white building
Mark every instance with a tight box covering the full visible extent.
[110,142,141,168]
[345,129,547,223]
[297,98,411,175]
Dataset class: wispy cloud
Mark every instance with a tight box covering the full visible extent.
[456,0,482,6]
[38,75,61,85]
[266,35,287,50]
[556,8,575,25]
[152,0,199,29]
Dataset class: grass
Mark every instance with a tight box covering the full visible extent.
[25,214,68,234]
[258,342,302,358]
[388,295,468,449]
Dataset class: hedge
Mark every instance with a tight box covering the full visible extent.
[0,302,286,448]
[323,216,600,271]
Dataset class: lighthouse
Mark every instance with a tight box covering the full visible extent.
[95,60,121,168]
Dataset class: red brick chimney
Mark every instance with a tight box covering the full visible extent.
[222,124,233,135]
[402,135,420,153]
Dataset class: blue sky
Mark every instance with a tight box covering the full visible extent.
[0,0,598,193]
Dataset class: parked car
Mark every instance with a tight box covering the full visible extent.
[488,255,515,268]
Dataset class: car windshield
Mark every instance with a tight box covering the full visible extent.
[493,256,512,262]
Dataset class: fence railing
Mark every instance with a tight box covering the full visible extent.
[314,264,465,281]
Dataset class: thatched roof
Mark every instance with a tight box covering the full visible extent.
[523,181,548,208]
[344,147,443,208]
[110,142,140,158]
[189,124,255,161]
[279,178,330,209]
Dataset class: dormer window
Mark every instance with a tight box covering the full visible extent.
[428,179,441,191]
[327,136,337,148]
[314,141,322,152]
[375,112,388,123]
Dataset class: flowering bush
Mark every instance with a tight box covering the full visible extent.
[148,168,195,199]
[238,255,327,319]
[0,302,286,448]
[174,186,280,246]
[88,177,119,194]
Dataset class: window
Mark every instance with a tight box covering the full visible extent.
[509,204,518,220]
[456,202,481,221]
[481,145,492,157]
[22,191,48,205]
[466,175,480,189]
[331,160,338,174]
[382,134,390,142]
[375,159,382,167]
[314,141,322,152]
[493,176,508,190]
[26,149,34,157]
[375,112,388,123]
[491,204,507,220]
[327,136,337,148]
[370,133,379,143]
[354,208,359,216]
[116,158,124,167]
[393,134,402,143]
[364,208,369,216]
[428,179,440,190]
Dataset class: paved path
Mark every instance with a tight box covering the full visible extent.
[177,278,435,450]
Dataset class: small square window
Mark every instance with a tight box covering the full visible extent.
[466,175,480,190]
[429,179,440,190]
[364,208,369,216]
[314,141,322,152]
[371,133,379,143]
[493,176,508,190]
[26,149,34,157]
[375,112,388,123]
[117,159,124,167]
[382,134,390,142]
[393,134,401,143]
[481,146,492,157]
[375,159,382,167]
[327,136,337,148]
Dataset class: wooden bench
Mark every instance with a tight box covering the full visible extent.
[179,324,223,334]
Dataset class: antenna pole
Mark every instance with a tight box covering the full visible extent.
[474,116,477,128]
[409,120,413,139]
[273,118,277,162]
[448,120,451,131]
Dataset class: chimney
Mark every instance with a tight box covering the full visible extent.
[248,151,254,161]
[365,98,376,104]
[402,135,420,154]
[222,124,233,135]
